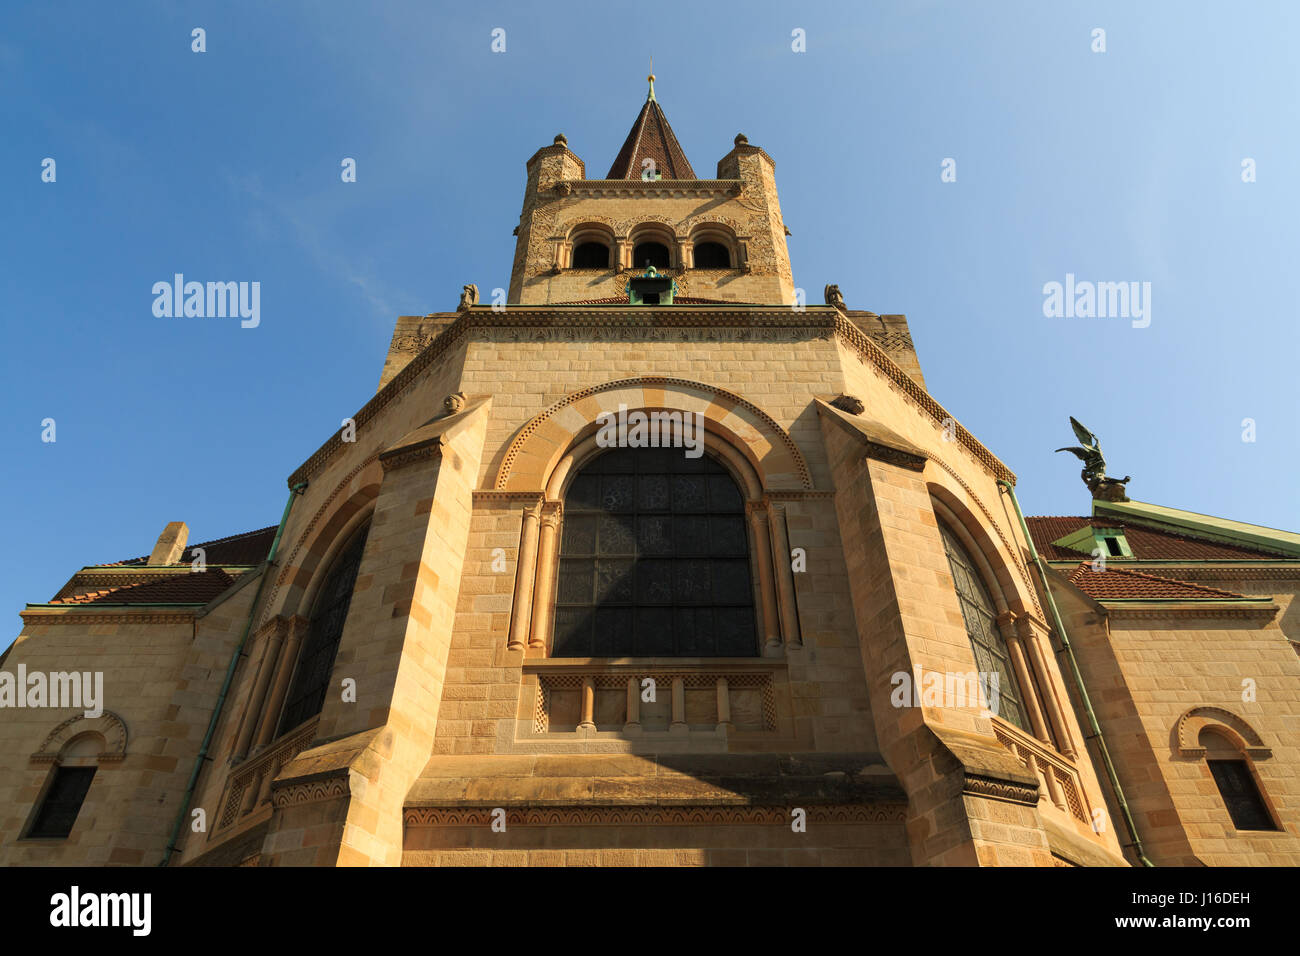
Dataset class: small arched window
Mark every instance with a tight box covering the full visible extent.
[632,242,670,270]
[693,241,731,269]
[938,520,1030,731]
[572,242,610,269]
[26,733,101,839]
[553,447,755,658]
[278,520,371,735]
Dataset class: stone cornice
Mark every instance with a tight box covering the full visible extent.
[379,435,446,472]
[961,772,1041,806]
[270,773,350,809]
[561,179,742,199]
[19,608,197,626]
[1103,601,1278,621]
[472,490,547,504]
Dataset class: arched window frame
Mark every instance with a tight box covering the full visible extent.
[565,223,616,271]
[628,223,677,271]
[507,422,802,661]
[1174,708,1279,832]
[932,497,1070,752]
[23,724,120,840]
[687,225,739,270]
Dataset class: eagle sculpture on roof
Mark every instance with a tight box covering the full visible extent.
[1055,417,1130,501]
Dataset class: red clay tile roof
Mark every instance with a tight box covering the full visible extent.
[605,97,696,180]
[49,569,238,606]
[1064,563,1250,601]
[101,525,277,567]
[1027,516,1287,561]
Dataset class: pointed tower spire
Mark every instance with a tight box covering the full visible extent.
[605,76,696,180]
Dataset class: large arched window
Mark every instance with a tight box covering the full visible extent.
[938,520,1029,731]
[277,520,371,734]
[552,447,756,658]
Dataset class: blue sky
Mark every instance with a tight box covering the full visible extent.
[3,1,1297,644]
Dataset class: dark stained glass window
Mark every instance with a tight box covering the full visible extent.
[938,521,1029,731]
[553,447,756,657]
[279,521,371,735]
[1208,760,1277,830]
[28,766,95,839]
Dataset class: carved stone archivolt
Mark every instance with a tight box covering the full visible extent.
[495,376,813,491]
[265,453,383,630]
[930,458,1042,618]
[1175,706,1271,759]
[30,711,127,764]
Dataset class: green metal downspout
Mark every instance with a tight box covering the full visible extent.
[159,481,308,866]
[997,479,1154,868]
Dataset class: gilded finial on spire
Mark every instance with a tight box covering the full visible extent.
[647,55,655,101]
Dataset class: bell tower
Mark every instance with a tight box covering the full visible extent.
[508,76,795,306]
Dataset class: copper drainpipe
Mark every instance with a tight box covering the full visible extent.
[159,481,307,866]
[997,479,1154,868]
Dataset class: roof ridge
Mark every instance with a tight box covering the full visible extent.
[103,524,278,567]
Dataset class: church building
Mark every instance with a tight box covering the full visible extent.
[2,78,1296,867]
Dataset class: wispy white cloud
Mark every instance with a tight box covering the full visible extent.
[226,172,415,321]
